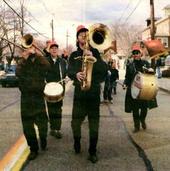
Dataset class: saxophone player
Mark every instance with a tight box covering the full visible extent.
[67,25,107,163]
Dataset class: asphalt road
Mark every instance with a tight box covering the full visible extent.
[0,78,170,171]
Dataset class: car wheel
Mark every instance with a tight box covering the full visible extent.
[1,83,6,87]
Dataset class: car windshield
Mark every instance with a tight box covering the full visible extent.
[5,65,16,73]
[0,64,4,71]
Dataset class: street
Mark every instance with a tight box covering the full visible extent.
[0,87,22,160]
[0,78,170,170]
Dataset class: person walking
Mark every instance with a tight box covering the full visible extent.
[16,45,50,160]
[123,44,157,133]
[45,42,67,139]
[67,25,107,163]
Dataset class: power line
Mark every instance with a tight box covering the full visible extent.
[2,0,49,39]
[41,0,52,15]
[118,0,132,22]
[123,0,142,25]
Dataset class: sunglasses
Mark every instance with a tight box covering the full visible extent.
[132,51,141,55]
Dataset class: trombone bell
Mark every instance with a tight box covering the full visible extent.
[88,23,112,52]
[21,34,33,49]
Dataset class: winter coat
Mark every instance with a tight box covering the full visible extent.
[68,47,107,101]
[124,59,158,113]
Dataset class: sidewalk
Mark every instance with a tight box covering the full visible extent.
[157,77,170,94]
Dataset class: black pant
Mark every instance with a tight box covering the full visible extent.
[21,94,48,152]
[71,93,100,155]
[47,101,62,130]
[132,105,147,129]
[103,80,112,101]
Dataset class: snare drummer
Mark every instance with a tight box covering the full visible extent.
[45,42,67,138]
[123,44,157,133]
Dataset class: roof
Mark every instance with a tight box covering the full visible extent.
[163,4,170,9]
[142,16,170,32]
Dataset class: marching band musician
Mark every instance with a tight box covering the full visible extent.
[16,45,50,160]
[123,44,158,133]
[45,42,67,139]
[103,57,119,103]
[67,25,107,163]
[43,40,51,56]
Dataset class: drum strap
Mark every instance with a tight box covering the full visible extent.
[59,62,63,84]
[58,60,66,88]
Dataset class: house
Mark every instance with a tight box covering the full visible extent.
[142,5,170,51]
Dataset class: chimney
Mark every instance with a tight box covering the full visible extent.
[163,5,170,17]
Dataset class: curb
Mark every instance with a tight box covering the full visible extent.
[0,135,28,171]
[159,87,170,94]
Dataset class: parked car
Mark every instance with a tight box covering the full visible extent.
[0,65,18,87]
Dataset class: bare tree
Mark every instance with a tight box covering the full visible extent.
[110,22,144,57]
[0,0,28,66]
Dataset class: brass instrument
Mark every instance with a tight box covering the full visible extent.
[88,23,112,52]
[2,34,44,55]
[81,32,97,91]
[21,34,45,55]
[21,34,34,48]
[81,23,112,91]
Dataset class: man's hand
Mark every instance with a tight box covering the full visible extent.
[76,72,86,82]
[148,68,154,73]
[21,46,36,60]
[122,84,127,90]
[84,49,92,56]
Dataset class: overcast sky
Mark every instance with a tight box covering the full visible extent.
[3,0,170,48]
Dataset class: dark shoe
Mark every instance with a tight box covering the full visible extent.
[50,130,62,139]
[88,154,98,163]
[103,100,109,103]
[141,122,147,130]
[74,141,81,154]
[27,151,38,160]
[133,128,140,133]
[40,139,47,151]
[109,100,113,104]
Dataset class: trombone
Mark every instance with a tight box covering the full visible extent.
[2,34,45,56]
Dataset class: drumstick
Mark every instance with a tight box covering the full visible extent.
[142,66,154,73]
[116,80,123,86]
[116,80,126,89]
[57,77,70,84]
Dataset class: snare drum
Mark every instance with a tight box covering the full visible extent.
[131,72,158,100]
[44,82,64,103]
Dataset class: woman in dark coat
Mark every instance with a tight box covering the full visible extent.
[123,45,158,133]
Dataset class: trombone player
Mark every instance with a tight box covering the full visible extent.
[16,35,50,160]
[67,25,107,163]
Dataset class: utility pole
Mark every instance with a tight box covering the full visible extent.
[51,19,54,41]
[21,3,24,36]
[150,0,156,40]
[150,0,156,68]
[66,29,69,50]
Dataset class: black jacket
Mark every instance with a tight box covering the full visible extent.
[16,54,50,94]
[16,54,50,116]
[45,56,67,83]
[68,47,107,98]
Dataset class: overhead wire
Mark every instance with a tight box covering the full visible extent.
[2,0,49,39]
[118,0,132,22]
[122,0,142,25]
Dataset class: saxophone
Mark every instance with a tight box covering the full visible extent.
[81,32,96,91]
[81,23,112,91]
